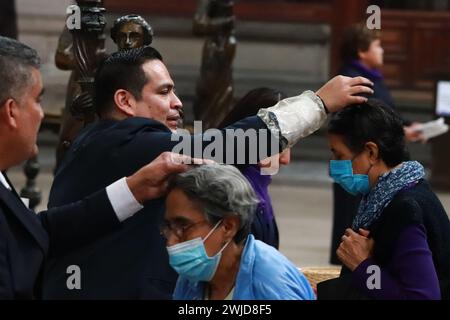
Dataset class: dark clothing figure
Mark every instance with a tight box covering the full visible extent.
[330,60,396,264]
[339,60,395,108]
[319,180,450,300]
[329,183,361,264]
[0,0,17,39]
[0,173,120,299]
[241,165,279,249]
[219,87,287,250]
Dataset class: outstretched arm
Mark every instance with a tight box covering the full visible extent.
[165,76,374,166]
[257,75,373,148]
[39,152,200,257]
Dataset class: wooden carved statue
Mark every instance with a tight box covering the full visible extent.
[111,14,153,51]
[193,0,236,129]
[55,10,154,167]
[54,26,83,168]
[55,0,107,167]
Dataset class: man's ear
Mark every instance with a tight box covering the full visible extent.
[113,89,137,117]
[365,142,379,164]
[358,49,368,61]
[221,215,240,242]
[0,98,19,129]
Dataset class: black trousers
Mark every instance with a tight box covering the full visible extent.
[330,183,362,265]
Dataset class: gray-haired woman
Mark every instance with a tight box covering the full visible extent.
[161,164,315,300]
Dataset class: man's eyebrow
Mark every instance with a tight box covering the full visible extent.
[156,83,174,91]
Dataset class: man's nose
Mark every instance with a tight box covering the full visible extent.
[39,105,44,120]
[171,93,183,110]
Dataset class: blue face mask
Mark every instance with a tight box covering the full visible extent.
[166,220,230,283]
[329,159,371,196]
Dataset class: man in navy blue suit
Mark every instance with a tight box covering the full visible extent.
[0,36,199,299]
[44,45,374,299]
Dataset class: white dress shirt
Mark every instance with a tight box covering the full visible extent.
[105,177,144,222]
[0,172,143,222]
[0,171,11,190]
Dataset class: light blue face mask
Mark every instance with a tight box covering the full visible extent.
[329,159,371,196]
[166,220,230,283]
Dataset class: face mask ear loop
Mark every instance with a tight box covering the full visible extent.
[203,220,230,259]
[351,151,373,176]
[217,239,232,256]
[349,153,359,174]
[203,219,223,243]
[366,163,374,176]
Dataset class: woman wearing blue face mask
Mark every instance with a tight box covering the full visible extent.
[318,99,450,300]
[161,164,315,300]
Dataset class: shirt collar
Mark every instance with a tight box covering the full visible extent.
[0,171,12,190]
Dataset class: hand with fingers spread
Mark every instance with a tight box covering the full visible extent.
[316,75,374,113]
[126,152,213,203]
[337,228,374,271]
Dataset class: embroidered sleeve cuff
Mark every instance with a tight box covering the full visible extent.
[257,90,327,148]
[106,177,144,222]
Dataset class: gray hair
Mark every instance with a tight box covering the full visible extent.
[170,164,258,243]
[0,36,40,106]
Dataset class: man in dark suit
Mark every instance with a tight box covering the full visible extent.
[43,44,374,299]
[0,36,196,299]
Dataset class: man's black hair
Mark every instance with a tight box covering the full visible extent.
[328,99,410,167]
[94,45,163,117]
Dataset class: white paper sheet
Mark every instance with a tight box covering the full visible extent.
[436,81,450,116]
[412,117,449,140]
